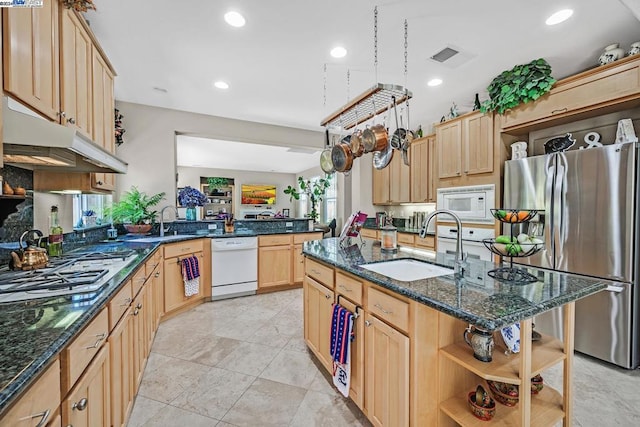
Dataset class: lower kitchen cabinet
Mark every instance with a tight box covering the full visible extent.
[365,313,410,427]
[163,242,205,314]
[0,359,61,427]
[132,285,149,390]
[108,306,134,427]
[303,275,335,372]
[62,344,111,427]
[259,233,322,290]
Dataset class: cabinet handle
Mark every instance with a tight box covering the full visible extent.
[136,303,142,310]
[96,180,103,186]
[24,409,50,427]
[67,117,76,124]
[374,303,393,315]
[133,308,140,316]
[325,293,331,299]
[551,107,568,115]
[154,272,160,278]
[72,398,88,411]
[338,284,352,293]
[365,320,372,327]
[58,111,66,118]
[311,269,321,275]
[120,297,132,307]
[85,333,106,349]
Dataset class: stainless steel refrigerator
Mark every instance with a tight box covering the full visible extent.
[504,142,639,369]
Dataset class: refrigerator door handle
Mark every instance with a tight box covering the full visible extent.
[605,284,625,293]
[554,159,566,266]
[545,164,555,267]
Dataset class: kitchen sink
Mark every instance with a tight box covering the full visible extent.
[128,235,192,243]
[359,259,454,281]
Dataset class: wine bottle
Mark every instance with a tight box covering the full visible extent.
[48,205,63,256]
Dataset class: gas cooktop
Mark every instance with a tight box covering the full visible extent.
[0,249,138,303]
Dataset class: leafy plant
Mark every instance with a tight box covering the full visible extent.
[206,177,229,190]
[284,175,332,222]
[106,186,165,225]
[481,58,556,114]
[178,186,208,208]
[62,0,96,12]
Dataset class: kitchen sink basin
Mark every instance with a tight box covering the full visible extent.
[359,259,454,281]
[128,235,192,243]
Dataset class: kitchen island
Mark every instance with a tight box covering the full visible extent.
[302,237,608,426]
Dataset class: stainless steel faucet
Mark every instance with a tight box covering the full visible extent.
[420,209,466,276]
[159,205,178,237]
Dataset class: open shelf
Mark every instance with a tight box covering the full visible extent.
[440,386,564,427]
[440,333,566,384]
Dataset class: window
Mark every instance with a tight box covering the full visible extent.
[297,175,336,223]
[72,194,112,228]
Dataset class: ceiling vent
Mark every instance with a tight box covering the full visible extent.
[428,45,476,69]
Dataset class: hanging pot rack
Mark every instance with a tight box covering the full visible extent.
[320,83,412,130]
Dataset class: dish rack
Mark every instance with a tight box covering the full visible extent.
[482,209,543,284]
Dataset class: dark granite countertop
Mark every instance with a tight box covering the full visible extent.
[302,238,608,332]
[361,224,436,236]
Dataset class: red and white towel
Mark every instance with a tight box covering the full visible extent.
[181,256,200,297]
[330,303,354,397]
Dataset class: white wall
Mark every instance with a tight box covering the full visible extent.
[33,193,74,234]
[177,166,297,217]
[114,101,324,207]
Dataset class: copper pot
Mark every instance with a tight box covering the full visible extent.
[331,142,353,172]
[11,229,49,270]
[350,129,365,158]
[362,124,388,153]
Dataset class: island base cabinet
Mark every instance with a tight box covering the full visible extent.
[62,344,110,427]
[336,296,365,410]
[365,314,409,427]
[108,309,134,427]
[303,276,335,372]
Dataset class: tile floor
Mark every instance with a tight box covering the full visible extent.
[127,289,640,427]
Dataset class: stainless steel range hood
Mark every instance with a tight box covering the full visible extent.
[2,97,128,173]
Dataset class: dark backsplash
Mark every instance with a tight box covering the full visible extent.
[0,165,34,243]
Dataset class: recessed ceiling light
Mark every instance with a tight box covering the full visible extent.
[427,78,443,87]
[330,46,347,58]
[224,11,246,27]
[213,81,229,89]
[546,9,573,25]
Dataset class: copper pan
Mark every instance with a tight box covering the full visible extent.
[331,141,353,172]
[350,129,364,157]
[362,124,388,153]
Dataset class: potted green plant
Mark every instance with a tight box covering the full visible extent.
[106,186,165,234]
[481,58,556,114]
[284,175,331,222]
[206,177,229,195]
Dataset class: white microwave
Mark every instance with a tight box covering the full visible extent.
[436,184,495,224]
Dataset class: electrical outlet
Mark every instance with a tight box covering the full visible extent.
[208,224,217,230]
[286,222,293,227]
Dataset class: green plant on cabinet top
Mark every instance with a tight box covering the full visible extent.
[106,186,165,225]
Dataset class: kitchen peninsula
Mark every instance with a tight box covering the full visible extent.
[302,238,607,426]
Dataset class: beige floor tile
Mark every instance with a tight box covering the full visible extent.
[232,305,280,323]
[308,368,340,396]
[283,336,308,353]
[289,390,371,427]
[245,322,298,348]
[137,355,211,403]
[126,395,166,427]
[212,318,261,341]
[216,341,280,376]
[221,378,307,426]
[170,367,255,420]
[259,348,318,388]
[215,422,238,427]
[142,404,218,426]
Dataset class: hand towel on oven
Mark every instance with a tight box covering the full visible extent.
[181,256,200,297]
[330,303,354,397]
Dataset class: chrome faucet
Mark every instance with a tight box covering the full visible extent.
[159,205,178,237]
[420,209,466,276]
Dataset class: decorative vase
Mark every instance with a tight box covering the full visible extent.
[628,42,640,57]
[186,207,197,221]
[124,224,152,234]
[598,43,625,65]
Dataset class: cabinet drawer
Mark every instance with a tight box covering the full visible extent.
[131,267,147,297]
[360,228,379,240]
[367,287,409,333]
[397,233,415,246]
[293,232,322,244]
[0,359,61,427]
[335,272,363,305]
[415,235,435,250]
[146,256,161,277]
[259,234,292,246]
[164,239,204,259]
[108,280,132,331]
[305,257,334,288]
[62,308,109,393]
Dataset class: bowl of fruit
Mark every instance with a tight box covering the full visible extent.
[484,233,544,258]
[491,209,538,223]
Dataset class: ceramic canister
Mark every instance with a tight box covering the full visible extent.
[628,42,640,57]
[599,43,625,65]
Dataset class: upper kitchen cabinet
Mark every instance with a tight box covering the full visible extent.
[436,111,494,188]
[501,55,640,132]
[92,45,115,153]
[410,135,437,203]
[60,7,93,139]
[372,150,411,205]
[2,0,60,121]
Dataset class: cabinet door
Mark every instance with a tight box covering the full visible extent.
[108,311,133,427]
[427,136,437,202]
[91,48,115,152]
[153,262,165,330]
[91,172,115,192]
[365,314,409,427]
[0,359,61,427]
[258,245,292,288]
[372,162,390,205]
[131,286,145,391]
[410,138,428,203]
[293,243,305,284]
[3,0,60,120]
[63,344,110,427]
[463,112,493,175]
[338,297,364,410]
[303,276,335,372]
[164,251,204,313]
[437,121,462,179]
[60,9,92,138]
[389,151,410,203]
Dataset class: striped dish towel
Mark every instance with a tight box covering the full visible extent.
[330,303,354,397]
[181,256,200,297]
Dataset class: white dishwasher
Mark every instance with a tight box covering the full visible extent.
[211,236,258,300]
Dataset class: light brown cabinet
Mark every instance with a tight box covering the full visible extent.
[62,344,110,427]
[2,0,60,121]
[108,303,134,427]
[437,111,494,187]
[410,135,437,203]
[372,163,390,205]
[258,233,322,290]
[163,250,204,314]
[303,275,335,372]
[372,151,411,204]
